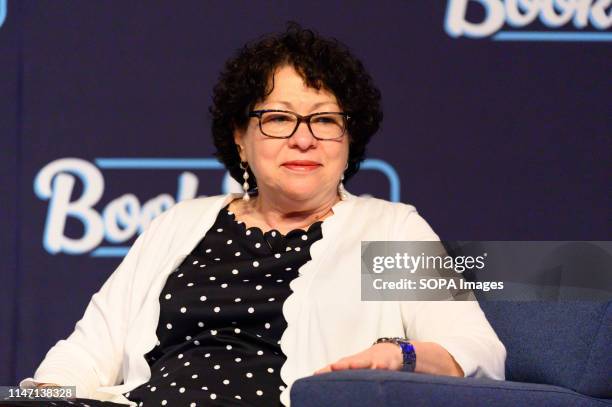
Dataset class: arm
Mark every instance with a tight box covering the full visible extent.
[314,341,463,376]
[396,208,506,379]
[315,205,505,379]
[401,300,506,379]
[411,341,464,376]
[20,213,165,397]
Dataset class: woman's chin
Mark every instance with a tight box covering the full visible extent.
[277,182,331,203]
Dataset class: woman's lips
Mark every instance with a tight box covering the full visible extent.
[282,161,321,172]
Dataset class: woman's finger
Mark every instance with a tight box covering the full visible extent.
[314,365,332,375]
[348,359,371,369]
[372,360,389,369]
[331,359,351,371]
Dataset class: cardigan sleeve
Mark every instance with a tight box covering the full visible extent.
[19,211,167,398]
[392,204,507,380]
[402,301,507,379]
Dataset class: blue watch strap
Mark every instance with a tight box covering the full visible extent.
[373,337,417,372]
[398,341,416,372]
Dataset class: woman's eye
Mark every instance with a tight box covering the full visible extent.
[313,116,338,125]
[266,115,291,122]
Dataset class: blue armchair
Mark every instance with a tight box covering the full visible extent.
[291,301,612,406]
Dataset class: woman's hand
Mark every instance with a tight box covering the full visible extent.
[314,342,403,374]
[314,341,465,377]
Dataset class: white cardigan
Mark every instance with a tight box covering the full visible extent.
[21,191,506,406]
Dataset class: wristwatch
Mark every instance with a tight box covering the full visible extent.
[373,337,417,372]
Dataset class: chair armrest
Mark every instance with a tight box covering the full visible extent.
[291,370,611,407]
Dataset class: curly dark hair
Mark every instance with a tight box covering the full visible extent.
[210,22,383,189]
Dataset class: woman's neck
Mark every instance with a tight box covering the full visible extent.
[229,192,340,235]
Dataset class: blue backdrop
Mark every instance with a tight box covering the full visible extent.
[0,0,610,386]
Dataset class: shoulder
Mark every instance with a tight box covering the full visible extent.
[346,193,438,240]
[348,194,418,218]
[124,194,231,265]
[167,195,227,216]
[145,194,229,233]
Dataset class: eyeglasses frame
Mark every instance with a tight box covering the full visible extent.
[248,109,351,141]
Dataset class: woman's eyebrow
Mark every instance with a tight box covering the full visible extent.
[263,101,338,110]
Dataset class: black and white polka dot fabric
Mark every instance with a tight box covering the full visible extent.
[124,204,323,406]
[0,400,128,406]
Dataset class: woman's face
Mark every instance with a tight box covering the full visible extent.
[234,65,349,205]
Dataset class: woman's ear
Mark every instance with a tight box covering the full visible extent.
[233,129,246,162]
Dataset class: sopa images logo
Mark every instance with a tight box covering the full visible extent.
[0,0,7,29]
[445,0,612,41]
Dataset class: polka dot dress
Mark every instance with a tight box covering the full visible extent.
[0,400,128,406]
[124,204,323,406]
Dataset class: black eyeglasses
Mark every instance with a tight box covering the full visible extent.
[248,109,350,140]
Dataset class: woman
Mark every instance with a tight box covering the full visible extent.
[20,24,505,406]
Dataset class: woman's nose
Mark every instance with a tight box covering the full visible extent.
[288,121,318,150]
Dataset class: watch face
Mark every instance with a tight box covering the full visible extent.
[375,337,407,345]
